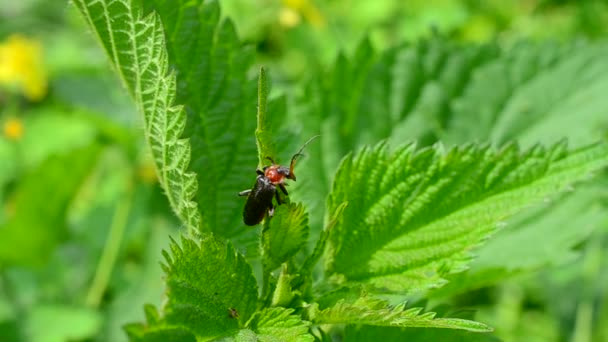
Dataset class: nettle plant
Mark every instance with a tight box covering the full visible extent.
[72,0,608,340]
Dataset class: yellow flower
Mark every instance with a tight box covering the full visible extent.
[0,34,47,101]
[137,161,158,184]
[279,7,302,28]
[3,117,24,141]
[281,0,325,28]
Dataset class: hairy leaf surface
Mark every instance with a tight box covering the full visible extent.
[311,295,491,332]
[160,236,258,339]
[72,0,202,233]
[143,0,296,241]
[247,307,314,342]
[326,141,608,293]
[263,203,309,272]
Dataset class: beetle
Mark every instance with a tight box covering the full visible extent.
[238,135,319,226]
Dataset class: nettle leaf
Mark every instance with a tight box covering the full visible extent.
[160,236,258,339]
[262,203,309,272]
[72,0,202,234]
[310,295,491,332]
[246,307,314,342]
[125,324,196,342]
[142,0,295,241]
[291,37,499,233]
[446,41,608,147]
[431,183,608,298]
[325,140,608,293]
[345,325,500,342]
[124,305,197,342]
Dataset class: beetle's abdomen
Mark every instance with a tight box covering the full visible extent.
[243,176,276,226]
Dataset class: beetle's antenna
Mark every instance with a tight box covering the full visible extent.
[289,135,320,177]
[265,156,276,165]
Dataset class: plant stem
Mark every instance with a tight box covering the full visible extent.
[572,237,601,342]
[255,66,272,169]
[261,218,272,300]
[85,185,133,308]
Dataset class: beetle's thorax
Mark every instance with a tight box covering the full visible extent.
[265,165,292,184]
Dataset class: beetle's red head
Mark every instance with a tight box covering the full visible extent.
[265,165,291,184]
[263,135,319,184]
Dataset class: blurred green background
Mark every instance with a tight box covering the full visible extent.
[1,0,608,341]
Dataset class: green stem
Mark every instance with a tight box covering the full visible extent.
[261,218,272,301]
[255,66,273,168]
[0,271,25,327]
[572,237,601,342]
[85,185,133,308]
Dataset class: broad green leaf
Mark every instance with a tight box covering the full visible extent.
[309,295,491,332]
[291,202,348,301]
[325,140,608,293]
[161,236,258,339]
[291,37,499,233]
[299,202,348,278]
[432,183,608,298]
[445,41,608,147]
[0,144,100,265]
[345,325,500,341]
[142,0,296,241]
[262,203,309,272]
[247,307,314,342]
[124,323,196,342]
[72,0,202,234]
[125,305,196,341]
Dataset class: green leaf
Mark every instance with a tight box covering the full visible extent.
[309,295,491,332]
[445,41,608,147]
[247,307,314,342]
[263,203,309,272]
[291,37,499,233]
[26,304,102,342]
[431,184,607,298]
[0,144,100,266]
[142,0,275,240]
[270,264,295,308]
[72,0,202,234]
[125,323,196,342]
[325,140,608,293]
[345,325,500,341]
[124,305,196,342]
[299,202,348,278]
[161,236,258,339]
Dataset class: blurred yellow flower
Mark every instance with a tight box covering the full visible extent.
[3,117,24,140]
[137,161,158,184]
[279,7,302,28]
[281,0,325,28]
[0,34,47,101]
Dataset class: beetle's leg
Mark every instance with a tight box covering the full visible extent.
[275,190,284,205]
[279,183,289,196]
[238,189,251,197]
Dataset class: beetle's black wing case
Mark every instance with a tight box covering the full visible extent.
[243,175,276,226]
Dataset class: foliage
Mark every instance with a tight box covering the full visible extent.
[1,0,608,341]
